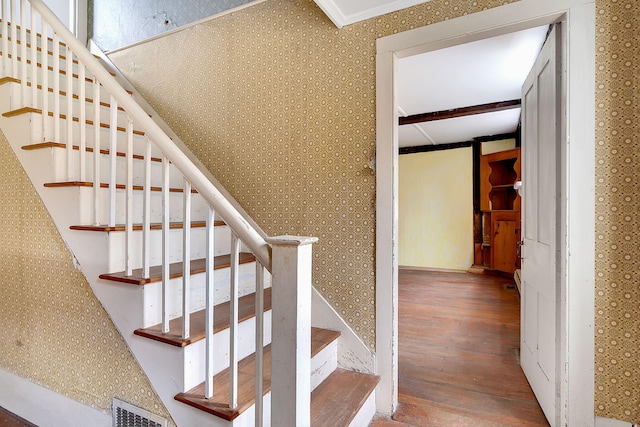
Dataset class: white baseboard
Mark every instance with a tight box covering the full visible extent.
[596,416,637,427]
[0,368,111,427]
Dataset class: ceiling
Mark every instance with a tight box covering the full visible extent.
[312,1,549,149]
[397,25,549,148]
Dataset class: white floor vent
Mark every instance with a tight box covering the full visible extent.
[112,398,168,427]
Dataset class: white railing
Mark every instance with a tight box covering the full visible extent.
[0,1,315,425]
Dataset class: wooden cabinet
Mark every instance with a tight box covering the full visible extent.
[479,148,521,274]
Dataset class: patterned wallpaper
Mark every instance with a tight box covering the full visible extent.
[108,0,639,420]
[0,131,174,424]
[594,0,640,422]
[108,0,517,351]
[0,0,632,423]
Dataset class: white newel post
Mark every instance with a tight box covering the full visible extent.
[267,235,318,427]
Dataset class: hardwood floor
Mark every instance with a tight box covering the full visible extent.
[2,270,546,427]
[371,269,549,427]
[0,407,36,427]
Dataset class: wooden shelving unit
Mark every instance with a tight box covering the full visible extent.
[478,148,521,274]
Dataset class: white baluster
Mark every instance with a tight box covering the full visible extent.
[125,116,133,277]
[205,205,216,399]
[40,15,48,142]
[142,136,151,278]
[92,77,100,224]
[161,156,170,333]
[1,0,8,76]
[65,43,72,179]
[182,179,192,339]
[78,64,86,181]
[108,94,117,227]
[29,3,36,107]
[229,232,240,409]
[19,0,26,104]
[52,32,59,142]
[254,261,265,427]
[10,0,17,79]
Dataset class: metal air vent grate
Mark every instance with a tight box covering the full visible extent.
[112,398,168,427]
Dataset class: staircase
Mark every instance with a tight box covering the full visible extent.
[0,1,379,426]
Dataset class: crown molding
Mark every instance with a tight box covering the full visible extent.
[314,0,430,28]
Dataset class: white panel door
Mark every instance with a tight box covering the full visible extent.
[520,24,560,426]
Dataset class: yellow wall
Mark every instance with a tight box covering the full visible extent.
[106,0,639,419]
[0,131,173,424]
[482,138,516,155]
[399,148,473,270]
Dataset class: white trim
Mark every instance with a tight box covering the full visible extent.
[595,416,637,427]
[375,0,595,422]
[312,288,375,374]
[312,0,347,29]
[0,368,112,427]
[313,0,432,29]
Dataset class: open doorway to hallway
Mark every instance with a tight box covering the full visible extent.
[375,2,596,425]
[379,25,552,426]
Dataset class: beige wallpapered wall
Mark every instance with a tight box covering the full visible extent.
[0,130,174,423]
[594,0,640,422]
[109,0,518,352]
[0,0,636,422]
[108,0,639,420]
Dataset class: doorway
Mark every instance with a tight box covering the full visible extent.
[394,24,547,423]
[375,1,595,425]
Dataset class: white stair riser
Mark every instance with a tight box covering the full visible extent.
[44,145,191,192]
[106,225,230,269]
[93,187,209,226]
[41,115,160,158]
[182,310,273,392]
[311,340,338,391]
[46,184,209,233]
[134,262,271,328]
[37,88,138,127]
[102,226,262,275]
[8,58,117,109]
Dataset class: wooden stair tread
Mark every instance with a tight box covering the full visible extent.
[44,181,198,193]
[22,142,161,162]
[70,220,225,232]
[175,327,341,420]
[0,76,20,85]
[2,108,145,135]
[0,75,132,101]
[0,50,117,80]
[99,252,256,285]
[310,369,380,427]
[136,287,273,347]
[0,24,68,47]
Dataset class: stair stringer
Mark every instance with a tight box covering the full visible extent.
[0,104,238,426]
[95,45,377,384]
[312,288,375,374]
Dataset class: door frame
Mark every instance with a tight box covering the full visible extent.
[375,0,595,425]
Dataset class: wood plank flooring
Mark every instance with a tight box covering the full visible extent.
[370,269,549,427]
[0,407,36,427]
